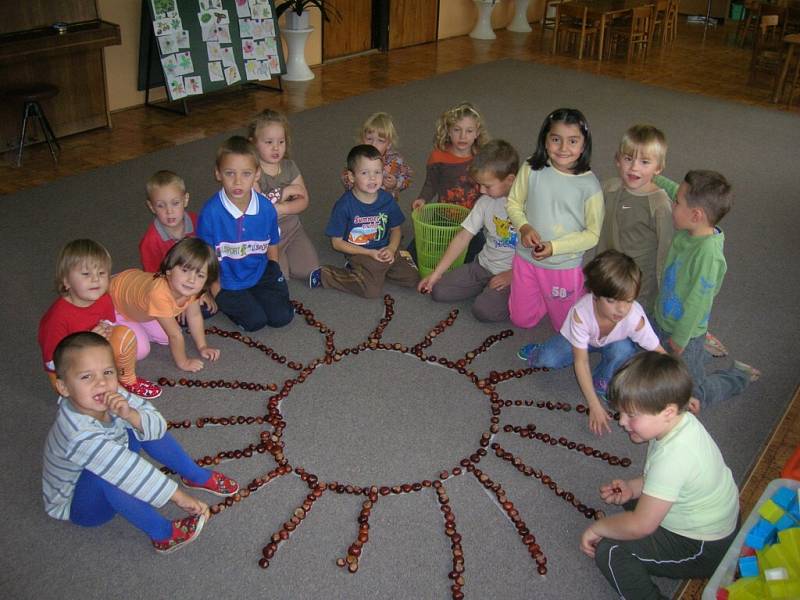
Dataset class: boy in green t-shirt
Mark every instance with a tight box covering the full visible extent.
[652,170,758,412]
[580,352,739,598]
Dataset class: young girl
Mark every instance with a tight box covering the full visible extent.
[518,250,667,435]
[340,112,412,201]
[249,109,319,280]
[109,238,220,373]
[411,101,490,262]
[507,108,604,334]
[38,239,161,399]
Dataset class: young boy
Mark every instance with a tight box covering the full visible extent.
[417,139,518,322]
[653,170,759,411]
[139,171,198,273]
[42,332,239,553]
[309,144,418,298]
[580,352,739,598]
[597,125,673,314]
[197,136,293,332]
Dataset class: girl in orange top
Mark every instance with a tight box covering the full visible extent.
[110,238,220,373]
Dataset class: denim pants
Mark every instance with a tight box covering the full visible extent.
[216,260,294,332]
[651,321,748,409]
[69,431,211,540]
[529,333,637,395]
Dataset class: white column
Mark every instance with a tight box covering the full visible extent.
[470,0,497,40]
[507,0,532,32]
[282,28,314,81]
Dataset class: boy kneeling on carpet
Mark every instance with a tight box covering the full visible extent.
[580,352,739,599]
[42,332,239,553]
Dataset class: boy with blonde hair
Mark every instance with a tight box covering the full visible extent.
[598,125,673,313]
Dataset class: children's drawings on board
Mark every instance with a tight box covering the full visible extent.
[224,64,241,86]
[208,61,225,82]
[184,75,203,95]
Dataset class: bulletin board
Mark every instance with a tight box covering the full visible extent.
[139,0,285,102]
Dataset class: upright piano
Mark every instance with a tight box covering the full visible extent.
[0,1,121,149]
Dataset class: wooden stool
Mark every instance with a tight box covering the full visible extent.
[4,83,60,167]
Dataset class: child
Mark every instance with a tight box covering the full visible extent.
[197,136,294,332]
[309,144,418,298]
[596,125,673,314]
[519,250,667,435]
[248,109,319,281]
[652,170,759,410]
[508,108,604,335]
[139,170,198,273]
[38,239,161,399]
[411,101,489,263]
[340,112,412,201]
[109,238,220,373]
[580,352,739,598]
[43,332,239,553]
[417,139,519,322]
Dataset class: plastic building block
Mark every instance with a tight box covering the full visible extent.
[759,499,786,524]
[772,487,796,511]
[715,587,729,600]
[746,519,778,550]
[775,514,797,532]
[764,566,789,580]
[738,555,759,578]
[764,579,800,599]
[740,545,757,557]
[725,576,764,600]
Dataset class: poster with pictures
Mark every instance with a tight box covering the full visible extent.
[145,0,283,101]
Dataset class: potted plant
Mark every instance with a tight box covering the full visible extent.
[275,0,341,31]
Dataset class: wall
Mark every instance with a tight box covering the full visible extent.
[100,0,543,112]
[438,0,543,40]
[99,0,322,112]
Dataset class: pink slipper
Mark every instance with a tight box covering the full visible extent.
[704,332,728,357]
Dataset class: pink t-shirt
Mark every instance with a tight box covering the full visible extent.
[560,293,659,350]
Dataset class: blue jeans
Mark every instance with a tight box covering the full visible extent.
[651,321,748,409]
[216,260,294,332]
[69,431,211,540]
[529,333,637,395]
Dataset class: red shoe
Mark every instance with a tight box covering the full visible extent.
[152,514,205,554]
[121,377,162,399]
[182,471,239,497]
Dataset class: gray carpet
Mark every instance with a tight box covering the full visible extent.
[1,59,798,600]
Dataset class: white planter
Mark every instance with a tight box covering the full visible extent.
[507,0,532,32]
[285,10,310,30]
[282,27,314,81]
[469,0,497,40]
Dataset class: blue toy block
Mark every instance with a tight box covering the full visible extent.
[775,514,797,531]
[772,487,797,511]
[745,519,778,550]
[789,497,800,521]
[738,555,759,578]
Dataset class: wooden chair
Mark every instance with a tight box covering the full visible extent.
[749,11,788,85]
[736,0,763,47]
[772,33,800,104]
[541,0,570,46]
[653,0,679,46]
[552,2,599,60]
[606,5,655,62]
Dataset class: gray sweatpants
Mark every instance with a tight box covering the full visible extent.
[430,261,510,322]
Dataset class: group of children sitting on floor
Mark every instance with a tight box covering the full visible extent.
[38,103,760,598]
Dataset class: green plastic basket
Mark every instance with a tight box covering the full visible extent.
[412,203,471,278]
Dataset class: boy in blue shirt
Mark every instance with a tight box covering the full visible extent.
[309,144,418,298]
[197,136,293,332]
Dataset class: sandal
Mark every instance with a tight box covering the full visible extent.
[734,360,761,383]
[704,332,728,357]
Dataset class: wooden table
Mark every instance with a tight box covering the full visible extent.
[562,0,658,61]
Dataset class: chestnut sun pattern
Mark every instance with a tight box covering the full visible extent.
[156,295,631,599]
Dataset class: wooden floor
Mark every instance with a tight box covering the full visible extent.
[3,18,798,598]
[0,19,796,195]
